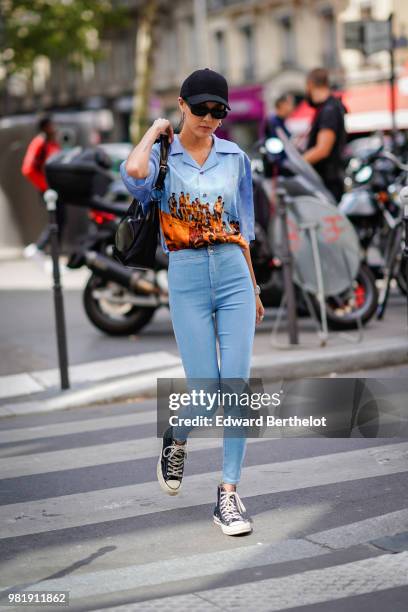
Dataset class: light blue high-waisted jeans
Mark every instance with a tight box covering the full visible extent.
[167,242,256,484]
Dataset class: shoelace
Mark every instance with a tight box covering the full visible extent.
[163,443,186,478]
[219,490,247,522]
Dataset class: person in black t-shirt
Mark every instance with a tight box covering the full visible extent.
[303,68,347,203]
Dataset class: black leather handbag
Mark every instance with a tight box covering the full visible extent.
[113,135,170,269]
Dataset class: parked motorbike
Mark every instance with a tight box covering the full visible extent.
[67,197,171,336]
[251,130,378,330]
[339,146,408,312]
[46,147,171,336]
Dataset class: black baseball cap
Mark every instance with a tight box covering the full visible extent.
[180,68,231,110]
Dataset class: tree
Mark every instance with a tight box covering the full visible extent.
[0,0,128,77]
[130,0,158,144]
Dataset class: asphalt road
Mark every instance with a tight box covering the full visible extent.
[0,288,178,376]
[0,381,407,611]
[1,284,406,377]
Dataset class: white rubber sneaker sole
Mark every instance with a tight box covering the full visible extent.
[156,456,181,496]
[213,515,252,535]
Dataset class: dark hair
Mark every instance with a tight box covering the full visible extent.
[275,93,293,108]
[176,111,185,134]
[306,68,329,88]
[37,114,53,132]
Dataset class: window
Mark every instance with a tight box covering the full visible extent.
[280,15,296,68]
[168,29,179,79]
[185,16,198,69]
[215,30,228,74]
[321,8,337,68]
[241,24,255,81]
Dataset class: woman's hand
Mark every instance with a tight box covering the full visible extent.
[255,295,265,325]
[153,118,174,143]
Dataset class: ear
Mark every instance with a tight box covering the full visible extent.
[178,96,186,113]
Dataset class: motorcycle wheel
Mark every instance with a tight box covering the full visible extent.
[83,274,156,336]
[309,263,378,331]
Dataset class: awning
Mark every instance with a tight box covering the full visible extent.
[227,84,265,121]
[287,64,408,135]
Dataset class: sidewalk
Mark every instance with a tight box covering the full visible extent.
[0,257,407,418]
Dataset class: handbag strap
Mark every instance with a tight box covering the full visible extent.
[154,135,170,191]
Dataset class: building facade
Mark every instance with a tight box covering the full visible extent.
[1,0,348,148]
[339,0,408,86]
[152,0,348,149]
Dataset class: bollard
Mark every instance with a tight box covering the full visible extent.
[44,189,70,390]
[276,187,299,345]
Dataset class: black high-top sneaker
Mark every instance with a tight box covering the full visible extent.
[213,484,252,535]
[157,427,187,495]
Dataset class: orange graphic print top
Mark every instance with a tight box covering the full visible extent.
[160,191,247,251]
[120,133,255,255]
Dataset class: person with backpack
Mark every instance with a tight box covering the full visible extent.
[22,115,63,263]
[303,68,347,203]
[120,68,264,536]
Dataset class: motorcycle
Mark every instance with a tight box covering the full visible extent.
[65,195,171,336]
[251,129,379,331]
[45,147,171,335]
[339,146,408,316]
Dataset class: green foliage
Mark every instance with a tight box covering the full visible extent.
[0,0,129,75]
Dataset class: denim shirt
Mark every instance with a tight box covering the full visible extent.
[120,133,255,254]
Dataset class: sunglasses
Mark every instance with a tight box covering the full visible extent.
[186,101,228,119]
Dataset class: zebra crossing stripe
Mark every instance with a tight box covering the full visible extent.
[0,437,276,479]
[0,410,156,444]
[2,538,326,597]
[307,507,408,550]
[96,551,408,612]
[0,441,406,539]
[2,510,407,600]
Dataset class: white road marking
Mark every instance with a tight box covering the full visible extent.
[0,442,406,539]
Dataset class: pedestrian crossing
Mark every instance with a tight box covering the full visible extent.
[0,401,407,611]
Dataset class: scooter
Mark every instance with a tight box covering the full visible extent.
[251,130,379,330]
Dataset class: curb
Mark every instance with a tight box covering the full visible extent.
[251,337,408,379]
[0,338,407,419]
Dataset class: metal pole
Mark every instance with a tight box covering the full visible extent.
[276,187,299,344]
[398,187,408,329]
[404,203,408,330]
[44,189,70,390]
[389,13,397,147]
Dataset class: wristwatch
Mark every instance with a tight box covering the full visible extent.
[254,284,261,295]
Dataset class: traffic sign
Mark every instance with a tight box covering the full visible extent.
[344,19,391,55]
[344,21,365,52]
[364,20,391,54]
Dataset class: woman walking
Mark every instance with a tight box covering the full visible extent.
[121,68,264,536]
